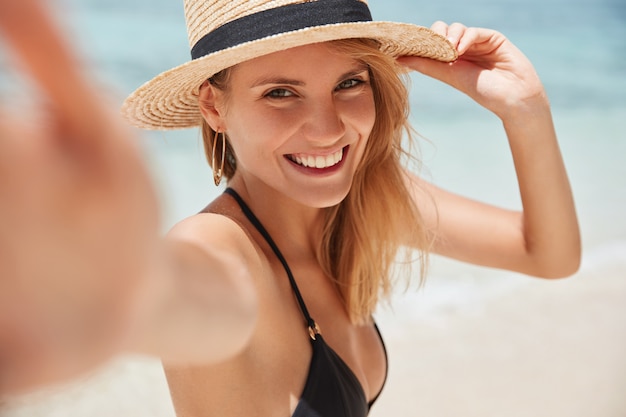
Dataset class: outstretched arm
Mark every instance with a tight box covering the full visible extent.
[0,0,256,395]
[399,22,580,278]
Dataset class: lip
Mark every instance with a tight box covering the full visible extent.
[285,145,350,175]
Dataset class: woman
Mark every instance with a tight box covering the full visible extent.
[0,0,580,414]
[120,0,580,416]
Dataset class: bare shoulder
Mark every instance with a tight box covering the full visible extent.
[167,210,263,272]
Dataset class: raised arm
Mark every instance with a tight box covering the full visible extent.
[133,214,260,366]
[0,0,256,394]
[399,23,581,278]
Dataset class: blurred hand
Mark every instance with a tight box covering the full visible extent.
[398,22,546,119]
[0,0,160,394]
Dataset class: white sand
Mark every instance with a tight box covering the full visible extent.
[2,245,625,417]
[371,249,626,417]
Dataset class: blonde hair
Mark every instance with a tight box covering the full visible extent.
[201,39,430,324]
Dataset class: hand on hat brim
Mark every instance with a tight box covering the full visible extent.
[396,23,545,120]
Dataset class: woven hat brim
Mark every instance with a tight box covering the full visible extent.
[121,21,457,130]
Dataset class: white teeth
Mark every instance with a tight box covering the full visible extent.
[291,148,343,169]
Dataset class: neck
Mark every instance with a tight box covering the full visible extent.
[227,176,327,259]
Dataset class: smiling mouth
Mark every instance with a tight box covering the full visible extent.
[286,147,345,169]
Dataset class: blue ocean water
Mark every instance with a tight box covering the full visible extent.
[2,0,625,267]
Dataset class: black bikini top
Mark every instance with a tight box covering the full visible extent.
[224,188,387,417]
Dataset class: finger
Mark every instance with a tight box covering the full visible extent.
[0,0,109,148]
[0,1,88,108]
[396,56,452,81]
[395,54,480,98]
[445,22,467,50]
[456,27,488,56]
[430,20,449,38]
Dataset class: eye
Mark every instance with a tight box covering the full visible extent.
[336,78,363,90]
[265,88,295,98]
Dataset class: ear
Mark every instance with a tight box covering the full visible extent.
[198,81,226,131]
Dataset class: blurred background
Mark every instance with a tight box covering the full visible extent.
[1,0,624,416]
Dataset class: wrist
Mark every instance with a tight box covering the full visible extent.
[498,91,552,128]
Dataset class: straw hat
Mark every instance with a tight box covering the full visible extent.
[122,0,458,130]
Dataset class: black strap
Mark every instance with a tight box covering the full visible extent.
[191,0,373,60]
[224,188,319,335]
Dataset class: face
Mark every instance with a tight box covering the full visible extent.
[203,42,376,208]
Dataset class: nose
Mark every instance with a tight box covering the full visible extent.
[302,97,345,145]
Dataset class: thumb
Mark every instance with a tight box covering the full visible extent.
[396,56,459,86]
[397,55,483,100]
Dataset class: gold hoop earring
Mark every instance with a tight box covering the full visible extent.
[212,130,226,186]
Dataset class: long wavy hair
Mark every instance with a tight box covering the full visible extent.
[201,39,432,324]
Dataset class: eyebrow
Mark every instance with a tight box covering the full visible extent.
[250,64,369,88]
[250,77,305,88]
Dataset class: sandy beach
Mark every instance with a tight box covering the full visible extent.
[371,247,626,417]
[3,242,624,417]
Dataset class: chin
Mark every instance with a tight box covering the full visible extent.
[292,182,352,209]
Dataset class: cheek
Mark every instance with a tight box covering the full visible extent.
[223,107,283,172]
[226,97,276,138]
[347,93,376,167]
[364,101,376,135]
[349,92,377,146]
